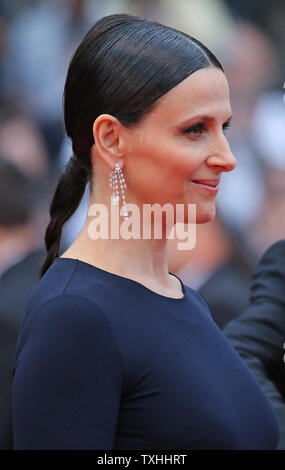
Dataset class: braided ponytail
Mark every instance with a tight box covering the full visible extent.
[40,154,91,278]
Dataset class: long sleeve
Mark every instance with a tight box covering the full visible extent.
[12,294,126,450]
[222,240,285,449]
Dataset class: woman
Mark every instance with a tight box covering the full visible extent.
[12,13,279,450]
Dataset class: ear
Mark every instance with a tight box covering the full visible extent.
[92,114,125,171]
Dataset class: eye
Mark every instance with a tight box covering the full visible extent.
[183,123,205,136]
[183,119,232,138]
[222,120,232,133]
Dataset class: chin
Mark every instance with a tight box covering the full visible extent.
[175,202,216,225]
[196,205,216,224]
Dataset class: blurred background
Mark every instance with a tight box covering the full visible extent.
[0,0,284,449]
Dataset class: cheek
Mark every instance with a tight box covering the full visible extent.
[126,140,169,200]
[169,145,206,182]
[162,130,206,173]
[128,132,206,198]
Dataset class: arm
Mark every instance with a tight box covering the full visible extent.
[222,240,285,450]
[12,294,126,450]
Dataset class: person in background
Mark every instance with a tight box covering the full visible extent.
[223,240,285,450]
[0,156,46,449]
[197,212,256,329]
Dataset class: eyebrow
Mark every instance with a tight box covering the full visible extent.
[179,114,233,126]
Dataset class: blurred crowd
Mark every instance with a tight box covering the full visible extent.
[0,0,284,449]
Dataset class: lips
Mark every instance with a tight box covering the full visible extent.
[191,179,220,188]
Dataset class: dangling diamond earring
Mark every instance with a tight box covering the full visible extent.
[109,162,128,220]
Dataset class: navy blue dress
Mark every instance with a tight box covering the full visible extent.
[12,257,279,449]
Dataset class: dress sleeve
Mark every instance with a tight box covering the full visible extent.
[12,294,126,450]
[223,240,285,450]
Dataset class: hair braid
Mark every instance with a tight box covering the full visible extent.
[40,154,91,278]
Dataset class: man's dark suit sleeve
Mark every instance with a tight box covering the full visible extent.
[222,240,285,450]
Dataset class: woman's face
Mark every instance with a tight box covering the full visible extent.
[124,65,237,224]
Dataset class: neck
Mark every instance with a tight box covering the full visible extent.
[62,197,177,289]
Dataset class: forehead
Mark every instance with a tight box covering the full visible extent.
[147,66,231,125]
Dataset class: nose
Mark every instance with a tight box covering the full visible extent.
[206,134,237,172]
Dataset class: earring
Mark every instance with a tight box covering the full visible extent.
[109,162,128,220]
